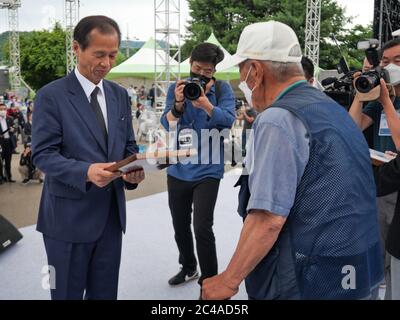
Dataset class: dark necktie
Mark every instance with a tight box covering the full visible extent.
[90,86,108,145]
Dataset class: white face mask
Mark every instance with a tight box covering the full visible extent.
[0,110,6,118]
[238,66,256,108]
[385,63,400,86]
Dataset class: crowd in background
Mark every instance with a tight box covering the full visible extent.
[0,92,42,185]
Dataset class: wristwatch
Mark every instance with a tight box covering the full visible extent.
[171,101,185,118]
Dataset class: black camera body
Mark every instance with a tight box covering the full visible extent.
[355,39,390,94]
[355,68,390,93]
[322,60,356,110]
[183,77,207,101]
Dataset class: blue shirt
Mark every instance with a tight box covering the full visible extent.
[363,97,400,152]
[161,81,236,181]
[246,82,310,217]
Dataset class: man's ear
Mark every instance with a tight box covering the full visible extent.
[250,60,265,88]
[72,41,80,56]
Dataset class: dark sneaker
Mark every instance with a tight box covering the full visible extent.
[168,268,199,286]
[22,179,30,184]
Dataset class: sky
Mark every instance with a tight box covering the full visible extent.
[0,0,375,41]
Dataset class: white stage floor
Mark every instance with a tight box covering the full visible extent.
[0,172,249,300]
[0,170,385,300]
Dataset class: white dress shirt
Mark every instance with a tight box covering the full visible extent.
[0,116,10,139]
[74,67,108,132]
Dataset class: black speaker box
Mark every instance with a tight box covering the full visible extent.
[0,215,23,254]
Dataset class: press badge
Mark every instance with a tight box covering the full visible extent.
[178,127,194,149]
[379,110,400,136]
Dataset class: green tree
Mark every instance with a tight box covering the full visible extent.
[334,24,373,70]
[3,23,66,90]
[183,0,372,70]
[116,51,127,65]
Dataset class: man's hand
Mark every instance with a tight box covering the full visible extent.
[87,163,122,188]
[192,88,214,116]
[174,80,186,105]
[122,169,145,185]
[378,78,393,106]
[202,271,239,300]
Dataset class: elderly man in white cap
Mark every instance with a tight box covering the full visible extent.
[202,21,383,300]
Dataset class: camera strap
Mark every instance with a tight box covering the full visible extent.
[214,80,222,105]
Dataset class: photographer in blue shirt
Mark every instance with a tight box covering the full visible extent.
[161,43,235,294]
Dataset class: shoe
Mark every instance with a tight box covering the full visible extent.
[22,179,30,184]
[39,178,44,183]
[7,178,16,183]
[168,268,199,286]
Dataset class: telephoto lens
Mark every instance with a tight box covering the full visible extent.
[183,78,206,100]
[355,71,381,93]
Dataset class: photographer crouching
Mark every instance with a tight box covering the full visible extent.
[19,142,43,184]
[160,43,236,297]
[349,38,400,299]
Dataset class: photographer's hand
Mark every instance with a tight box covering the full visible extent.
[167,81,186,122]
[378,78,393,106]
[348,71,373,130]
[192,89,214,117]
[174,80,186,107]
[379,78,400,150]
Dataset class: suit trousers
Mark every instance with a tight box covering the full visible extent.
[1,139,13,180]
[43,190,122,300]
[167,175,220,285]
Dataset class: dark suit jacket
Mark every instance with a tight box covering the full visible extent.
[32,72,138,243]
[0,117,16,149]
[374,158,400,259]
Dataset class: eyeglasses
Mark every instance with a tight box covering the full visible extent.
[191,63,215,78]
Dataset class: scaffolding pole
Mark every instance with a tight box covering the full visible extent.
[65,0,79,74]
[1,0,22,92]
[304,0,321,68]
[154,0,181,107]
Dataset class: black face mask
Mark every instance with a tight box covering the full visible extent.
[190,71,212,86]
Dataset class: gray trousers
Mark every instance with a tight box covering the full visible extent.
[391,255,400,300]
[376,192,396,300]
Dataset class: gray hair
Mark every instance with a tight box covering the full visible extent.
[263,61,304,83]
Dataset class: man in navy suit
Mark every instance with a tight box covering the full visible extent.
[32,15,145,300]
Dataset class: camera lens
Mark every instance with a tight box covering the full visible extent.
[183,82,202,100]
[355,73,380,93]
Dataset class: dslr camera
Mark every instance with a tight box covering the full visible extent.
[183,77,207,101]
[355,39,390,94]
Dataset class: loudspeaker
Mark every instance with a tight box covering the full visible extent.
[0,215,23,254]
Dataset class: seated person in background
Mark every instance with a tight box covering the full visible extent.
[19,143,43,184]
[373,80,400,300]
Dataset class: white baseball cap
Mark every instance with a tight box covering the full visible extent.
[217,21,302,71]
